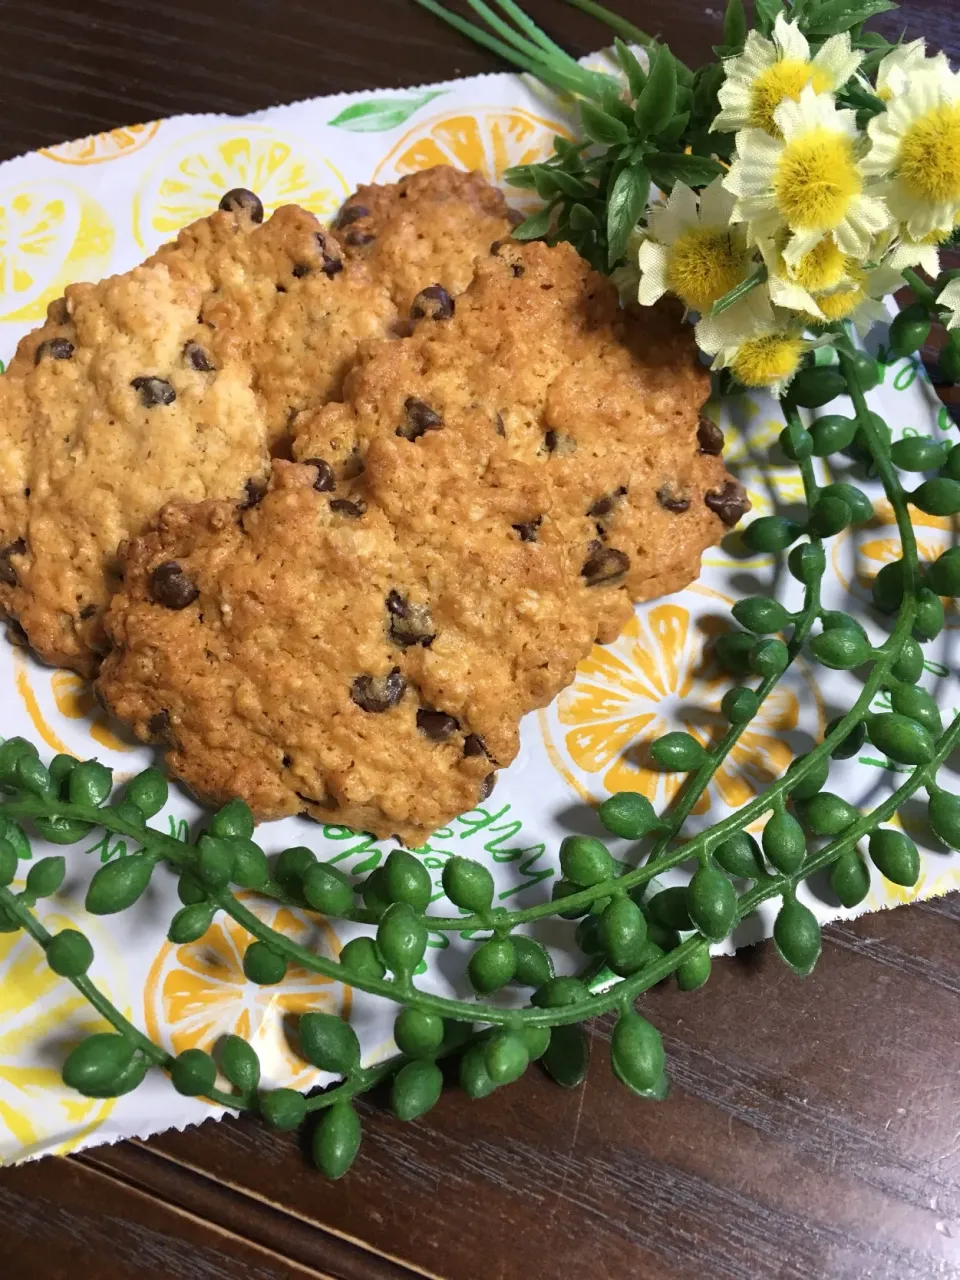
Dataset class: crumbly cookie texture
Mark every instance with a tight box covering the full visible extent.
[0,195,394,675]
[98,241,745,844]
[333,166,519,313]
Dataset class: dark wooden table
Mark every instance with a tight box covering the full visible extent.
[2,3,960,1278]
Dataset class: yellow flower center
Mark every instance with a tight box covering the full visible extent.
[666,227,750,311]
[748,60,831,135]
[897,104,960,205]
[791,236,850,291]
[816,282,865,321]
[773,127,862,230]
[730,332,805,387]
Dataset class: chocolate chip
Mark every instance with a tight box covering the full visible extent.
[34,337,74,364]
[351,669,406,713]
[495,412,506,437]
[398,397,443,441]
[79,604,97,620]
[544,430,558,453]
[582,547,630,586]
[241,477,267,509]
[47,298,70,324]
[219,188,263,223]
[464,733,492,760]
[184,341,215,372]
[507,208,525,228]
[657,484,691,513]
[330,497,366,517]
[386,590,435,648]
[587,487,627,519]
[478,772,497,801]
[276,284,287,294]
[417,708,459,740]
[335,204,369,228]
[697,415,725,456]
[6,618,28,646]
[149,561,199,609]
[282,754,293,768]
[490,239,523,275]
[410,285,454,321]
[131,376,176,407]
[705,480,750,528]
[291,263,311,278]
[346,230,376,247]
[147,709,171,741]
[301,458,335,492]
[543,430,575,455]
[512,516,542,543]
[0,538,26,587]
[315,232,343,277]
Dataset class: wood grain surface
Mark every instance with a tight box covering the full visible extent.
[1,3,959,1278]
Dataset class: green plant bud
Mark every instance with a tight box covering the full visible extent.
[762,811,806,874]
[531,976,591,1008]
[312,1102,362,1179]
[788,541,826,586]
[888,302,931,357]
[110,799,147,830]
[827,716,868,759]
[559,834,614,886]
[299,1010,361,1075]
[925,546,960,597]
[796,792,858,836]
[101,1053,150,1099]
[866,712,935,765]
[748,638,789,678]
[382,848,432,912]
[610,1011,667,1098]
[911,478,960,516]
[484,1031,529,1085]
[511,935,554,987]
[33,814,94,845]
[391,1059,443,1121]
[846,412,892,462]
[810,413,858,455]
[442,856,494,913]
[125,767,168,818]
[685,866,738,942]
[649,732,707,771]
[243,941,288,985]
[872,559,905,613]
[743,516,802,553]
[85,853,155,915]
[808,494,852,537]
[46,929,94,977]
[676,942,712,991]
[790,366,846,408]
[274,845,317,892]
[26,855,65,899]
[1,821,30,862]
[721,686,759,724]
[891,636,924,683]
[819,482,873,524]
[713,831,765,879]
[779,420,813,461]
[943,442,960,481]
[890,435,947,471]
[260,1087,307,1130]
[786,752,831,799]
[197,834,234,888]
[913,586,945,642]
[377,902,427,974]
[551,878,589,919]
[339,936,386,981]
[773,899,821,976]
[168,902,215,944]
[303,861,354,916]
[171,1048,217,1097]
[360,867,390,919]
[541,1023,590,1088]
[821,610,867,639]
[597,896,647,973]
[209,798,255,840]
[598,791,659,839]
[830,850,871,908]
[0,840,19,887]
[848,349,880,391]
[16,755,52,798]
[394,1008,445,1058]
[732,595,791,634]
[938,334,960,382]
[647,885,694,932]
[890,684,942,736]
[469,936,517,993]
[68,759,113,808]
[810,627,871,669]
[48,752,77,791]
[460,1043,498,1099]
[522,1024,552,1061]
[0,737,37,784]
[868,828,921,885]
[62,1033,134,1097]
[177,872,207,906]
[230,839,269,890]
[714,629,757,673]
[219,1035,260,1093]
[928,790,960,849]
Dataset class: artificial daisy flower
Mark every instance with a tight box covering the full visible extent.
[759,232,855,318]
[725,86,893,263]
[813,264,903,337]
[712,13,862,136]
[862,69,960,240]
[939,277,960,331]
[636,177,753,312]
[697,295,813,395]
[873,38,953,103]
[875,226,944,276]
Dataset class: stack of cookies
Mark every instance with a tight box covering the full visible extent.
[0,166,747,845]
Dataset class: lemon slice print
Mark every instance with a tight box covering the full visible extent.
[40,121,161,166]
[373,106,571,209]
[134,125,348,251]
[13,650,134,759]
[0,180,114,322]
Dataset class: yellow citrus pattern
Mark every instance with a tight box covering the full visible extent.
[40,121,161,166]
[0,908,122,1162]
[0,179,114,322]
[540,598,821,814]
[133,126,348,250]
[373,107,570,208]
[145,896,350,1091]
[13,650,131,757]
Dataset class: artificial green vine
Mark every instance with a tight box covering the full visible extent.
[3,0,960,1179]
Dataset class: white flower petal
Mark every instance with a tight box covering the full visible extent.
[812,32,862,89]
[694,289,776,355]
[939,278,960,330]
[768,273,825,318]
[772,14,810,62]
[637,240,669,306]
[698,174,738,226]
